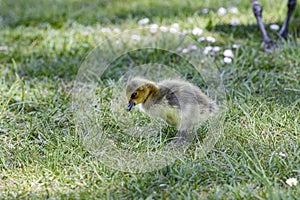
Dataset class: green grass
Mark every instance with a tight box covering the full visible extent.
[1,0,300,199]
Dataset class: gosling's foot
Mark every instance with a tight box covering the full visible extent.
[174,130,194,146]
[174,136,188,146]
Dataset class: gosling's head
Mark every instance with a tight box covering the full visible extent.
[125,77,158,111]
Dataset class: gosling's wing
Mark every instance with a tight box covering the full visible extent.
[165,91,180,108]
[158,79,215,111]
[172,83,216,115]
[159,81,195,109]
[151,84,179,108]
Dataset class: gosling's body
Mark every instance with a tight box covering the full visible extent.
[126,77,217,140]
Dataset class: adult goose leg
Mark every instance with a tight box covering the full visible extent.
[251,0,277,51]
[279,0,297,39]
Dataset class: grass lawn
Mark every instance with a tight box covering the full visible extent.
[1,0,300,199]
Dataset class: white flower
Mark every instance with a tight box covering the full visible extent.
[229,7,239,14]
[197,37,206,42]
[278,152,287,157]
[203,50,210,55]
[171,23,180,29]
[170,23,180,33]
[213,46,221,52]
[206,36,216,43]
[131,34,141,41]
[223,49,234,57]
[182,48,189,54]
[188,45,198,51]
[286,178,298,187]
[232,44,240,49]
[0,46,8,51]
[192,27,203,36]
[82,31,89,36]
[204,46,213,51]
[181,29,189,35]
[230,18,240,26]
[224,57,232,64]
[203,46,213,55]
[149,24,159,33]
[138,18,150,25]
[113,28,121,33]
[270,24,280,31]
[101,27,111,33]
[169,27,178,33]
[202,8,209,14]
[159,26,168,32]
[176,47,183,52]
[218,7,227,16]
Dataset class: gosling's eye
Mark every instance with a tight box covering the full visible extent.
[131,92,138,99]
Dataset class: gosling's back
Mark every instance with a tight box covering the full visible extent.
[143,79,217,129]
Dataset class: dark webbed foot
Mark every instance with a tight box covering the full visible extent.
[278,29,288,40]
[251,0,297,52]
[263,40,278,52]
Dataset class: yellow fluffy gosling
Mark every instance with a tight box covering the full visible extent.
[126,77,217,142]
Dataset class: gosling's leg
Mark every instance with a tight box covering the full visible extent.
[175,129,195,145]
[279,0,297,39]
[177,129,187,143]
[251,0,277,51]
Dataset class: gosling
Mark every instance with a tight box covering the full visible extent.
[126,77,218,142]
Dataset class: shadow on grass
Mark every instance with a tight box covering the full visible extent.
[212,23,300,41]
[0,0,208,28]
[10,22,299,82]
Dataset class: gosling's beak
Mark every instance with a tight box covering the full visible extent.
[127,101,135,111]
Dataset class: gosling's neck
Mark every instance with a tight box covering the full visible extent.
[142,84,159,110]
